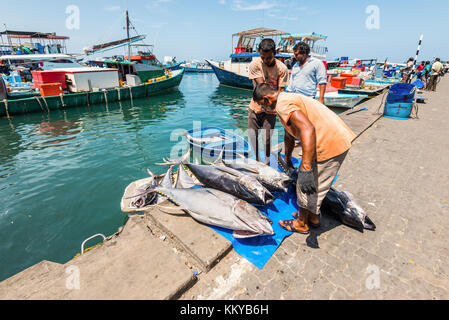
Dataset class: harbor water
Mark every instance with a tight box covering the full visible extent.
[0,73,343,281]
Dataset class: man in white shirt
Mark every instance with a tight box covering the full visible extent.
[428,58,443,91]
[287,42,327,104]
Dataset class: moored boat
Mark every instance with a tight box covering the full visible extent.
[181,61,214,73]
[0,68,184,117]
[208,28,328,90]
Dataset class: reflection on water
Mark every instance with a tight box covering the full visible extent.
[0,88,187,281]
[209,85,252,131]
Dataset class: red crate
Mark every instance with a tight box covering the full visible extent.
[32,71,67,89]
[39,82,63,97]
[331,77,347,89]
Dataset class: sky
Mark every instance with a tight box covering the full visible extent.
[1,0,447,63]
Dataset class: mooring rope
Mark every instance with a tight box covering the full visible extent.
[374,90,388,115]
[59,93,66,108]
[34,96,44,112]
[41,96,50,113]
[117,87,121,101]
[103,89,108,106]
[129,86,133,104]
[3,99,10,118]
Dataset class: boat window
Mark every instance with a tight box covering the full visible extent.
[50,59,74,63]
[231,57,252,63]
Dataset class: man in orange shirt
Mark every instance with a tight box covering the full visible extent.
[253,83,356,234]
[248,38,289,164]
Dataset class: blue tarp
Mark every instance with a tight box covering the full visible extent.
[207,153,300,269]
[207,154,339,269]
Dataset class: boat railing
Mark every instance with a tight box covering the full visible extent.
[311,45,328,55]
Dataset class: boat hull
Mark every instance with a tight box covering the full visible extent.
[184,67,214,73]
[1,69,185,117]
[207,60,253,89]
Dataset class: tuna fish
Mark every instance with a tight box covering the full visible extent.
[127,170,275,239]
[320,188,376,232]
[160,150,275,205]
[215,151,292,193]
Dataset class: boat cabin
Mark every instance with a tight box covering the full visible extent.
[0,30,69,56]
[278,33,328,60]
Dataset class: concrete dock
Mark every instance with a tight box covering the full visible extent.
[1,77,448,300]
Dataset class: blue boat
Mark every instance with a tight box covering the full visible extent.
[182,61,214,73]
[206,59,253,89]
[165,61,185,71]
[207,28,328,90]
[185,127,251,163]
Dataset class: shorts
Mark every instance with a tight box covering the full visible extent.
[296,150,348,215]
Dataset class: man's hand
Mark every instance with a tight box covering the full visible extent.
[297,169,317,195]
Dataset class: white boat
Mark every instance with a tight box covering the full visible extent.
[278,32,328,60]
[316,91,367,109]
[208,28,329,90]
[0,53,83,70]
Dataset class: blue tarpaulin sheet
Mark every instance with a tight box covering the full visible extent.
[207,153,339,269]
[208,153,300,269]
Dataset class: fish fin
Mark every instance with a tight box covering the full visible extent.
[236,152,246,159]
[161,166,175,189]
[147,169,155,178]
[124,187,156,200]
[213,165,242,177]
[157,149,191,166]
[363,215,376,231]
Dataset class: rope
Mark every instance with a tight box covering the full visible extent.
[3,99,10,118]
[103,89,108,105]
[117,87,121,101]
[34,96,44,112]
[374,90,388,115]
[129,86,133,104]
[86,91,90,106]
[43,96,49,113]
[59,93,66,108]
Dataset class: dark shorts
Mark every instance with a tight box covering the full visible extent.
[248,109,277,159]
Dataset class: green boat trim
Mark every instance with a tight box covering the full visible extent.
[1,69,184,118]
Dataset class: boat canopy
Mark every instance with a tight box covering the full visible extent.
[0,30,69,40]
[0,54,73,61]
[232,27,289,37]
[232,27,289,54]
[280,32,327,41]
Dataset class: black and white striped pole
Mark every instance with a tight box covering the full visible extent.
[409,34,423,83]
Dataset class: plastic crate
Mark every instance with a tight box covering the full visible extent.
[39,83,63,97]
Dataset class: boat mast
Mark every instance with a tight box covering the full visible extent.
[126,9,131,62]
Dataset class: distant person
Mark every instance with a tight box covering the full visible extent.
[248,38,289,164]
[416,61,426,81]
[423,61,432,88]
[427,58,444,91]
[401,57,414,83]
[287,42,327,104]
[252,83,355,234]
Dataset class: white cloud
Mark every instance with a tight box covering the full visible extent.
[232,0,276,11]
[146,0,172,9]
[104,5,121,11]
[267,9,298,21]
[219,0,226,4]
